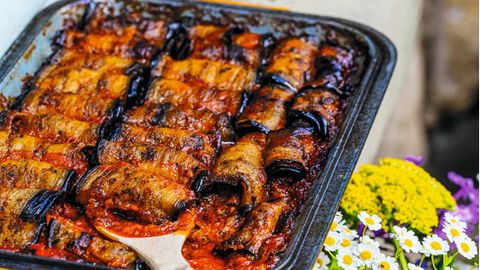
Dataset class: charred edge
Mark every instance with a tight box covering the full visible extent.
[61,170,78,193]
[21,190,63,222]
[261,73,297,93]
[46,218,60,248]
[236,90,249,118]
[10,82,35,111]
[106,99,125,122]
[151,102,172,126]
[289,110,329,139]
[315,56,342,77]
[162,22,191,60]
[172,200,195,221]
[266,160,306,182]
[191,170,210,193]
[237,204,253,216]
[77,0,97,31]
[222,26,246,63]
[299,83,348,99]
[236,120,270,136]
[90,139,106,167]
[274,210,293,234]
[256,33,276,84]
[125,63,148,109]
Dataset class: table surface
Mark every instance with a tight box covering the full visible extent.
[0,0,422,165]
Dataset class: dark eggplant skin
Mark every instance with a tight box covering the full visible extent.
[288,110,329,139]
[261,73,297,93]
[204,133,267,208]
[264,127,319,182]
[218,198,289,255]
[125,62,149,109]
[162,22,191,60]
[77,0,97,31]
[21,190,64,222]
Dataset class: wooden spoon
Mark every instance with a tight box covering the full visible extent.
[95,225,192,270]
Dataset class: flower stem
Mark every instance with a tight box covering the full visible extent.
[418,255,425,267]
[362,225,367,237]
[388,221,408,270]
[431,256,438,270]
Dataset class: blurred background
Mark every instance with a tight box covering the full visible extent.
[0,0,478,188]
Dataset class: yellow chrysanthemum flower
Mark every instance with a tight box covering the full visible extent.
[340,158,456,234]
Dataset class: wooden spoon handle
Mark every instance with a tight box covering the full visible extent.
[118,232,192,270]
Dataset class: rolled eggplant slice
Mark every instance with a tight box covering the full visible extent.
[110,123,219,166]
[76,166,195,222]
[47,218,137,268]
[307,44,355,91]
[6,112,99,145]
[263,37,318,92]
[236,86,294,135]
[35,65,131,100]
[290,87,345,138]
[20,89,123,123]
[218,199,288,255]
[62,27,138,57]
[0,215,43,250]
[152,56,256,92]
[0,131,89,174]
[49,49,133,71]
[123,103,234,141]
[0,187,62,222]
[265,127,319,181]
[145,79,246,116]
[205,133,267,207]
[0,159,75,191]
[95,140,204,186]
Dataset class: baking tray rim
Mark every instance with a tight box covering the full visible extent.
[0,0,397,269]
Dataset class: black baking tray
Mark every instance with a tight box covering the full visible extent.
[0,0,396,269]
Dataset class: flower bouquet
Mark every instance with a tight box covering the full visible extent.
[315,158,479,270]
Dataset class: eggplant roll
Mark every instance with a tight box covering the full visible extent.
[6,112,99,145]
[76,166,195,222]
[0,189,57,249]
[62,27,138,57]
[96,140,204,186]
[0,159,75,191]
[236,85,294,134]
[265,127,319,181]
[110,123,219,166]
[49,49,134,72]
[35,65,131,100]
[152,56,256,92]
[219,199,288,255]
[47,218,136,268]
[263,38,318,92]
[123,103,234,140]
[20,89,122,123]
[189,25,262,66]
[307,44,355,91]
[145,79,245,116]
[0,187,62,222]
[290,87,345,138]
[206,133,267,207]
[0,131,88,174]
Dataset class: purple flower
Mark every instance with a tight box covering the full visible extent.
[448,171,477,201]
[404,155,424,166]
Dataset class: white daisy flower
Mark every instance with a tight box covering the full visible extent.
[422,234,449,256]
[355,241,380,267]
[323,231,341,252]
[336,248,357,270]
[444,213,467,230]
[338,232,357,249]
[313,251,330,270]
[376,254,399,270]
[442,222,465,242]
[360,235,380,248]
[392,227,421,253]
[454,235,478,259]
[340,225,359,239]
[330,211,345,232]
[358,211,382,231]
[407,263,424,270]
